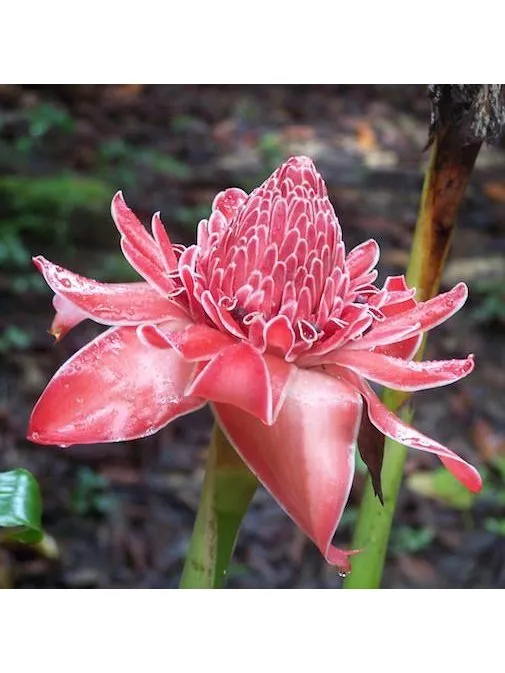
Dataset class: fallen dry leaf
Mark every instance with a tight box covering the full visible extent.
[106,84,146,101]
[397,554,439,585]
[484,181,505,203]
[356,120,378,153]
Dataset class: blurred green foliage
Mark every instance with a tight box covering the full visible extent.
[480,461,505,507]
[484,517,505,536]
[21,102,74,144]
[96,138,191,189]
[471,278,505,325]
[93,251,140,282]
[175,204,211,229]
[1,174,110,213]
[257,131,285,173]
[405,451,505,558]
[0,172,113,293]
[0,101,74,160]
[0,98,194,298]
[1,102,112,292]
[390,525,435,555]
[69,467,117,517]
[407,468,476,510]
[0,325,32,354]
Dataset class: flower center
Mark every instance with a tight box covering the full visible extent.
[175,157,387,360]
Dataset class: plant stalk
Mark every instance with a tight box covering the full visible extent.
[179,423,257,588]
[344,129,481,589]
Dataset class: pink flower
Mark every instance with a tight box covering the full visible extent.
[28,156,481,571]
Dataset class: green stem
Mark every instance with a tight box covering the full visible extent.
[179,423,257,588]
[344,398,412,588]
[344,134,481,589]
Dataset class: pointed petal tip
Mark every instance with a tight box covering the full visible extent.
[26,419,73,447]
[32,254,44,270]
[468,467,483,493]
[33,255,55,280]
[362,237,380,252]
[110,190,127,217]
[47,327,63,343]
[324,546,362,573]
[466,353,475,372]
[441,458,483,494]
[451,281,469,305]
[383,274,411,292]
[211,187,248,222]
[26,427,44,445]
[346,238,381,279]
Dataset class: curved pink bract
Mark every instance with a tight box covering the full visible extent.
[28,156,481,571]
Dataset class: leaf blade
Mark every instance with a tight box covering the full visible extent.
[0,469,43,544]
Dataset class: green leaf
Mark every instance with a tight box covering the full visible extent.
[0,174,112,217]
[0,325,32,354]
[139,149,191,179]
[0,469,43,544]
[484,517,505,537]
[26,102,74,138]
[491,456,505,482]
[407,468,476,510]
[390,525,435,555]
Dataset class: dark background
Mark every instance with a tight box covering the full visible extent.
[1,84,504,588]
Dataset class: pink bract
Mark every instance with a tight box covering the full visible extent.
[27,156,481,572]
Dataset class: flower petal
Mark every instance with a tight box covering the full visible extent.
[344,283,468,351]
[27,326,204,446]
[33,256,185,326]
[111,191,162,266]
[382,275,415,299]
[50,294,88,341]
[186,342,274,423]
[151,211,179,274]
[345,239,380,279]
[212,367,363,570]
[332,367,482,492]
[264,315,296,358]
[264,353,296,422]
[120,237,175,296]
[373,335,422,360]
[330,350,475,391]
[138,320,235,361]
[198,289,245,339]
[212,187,248,223]
[373,275,421,359]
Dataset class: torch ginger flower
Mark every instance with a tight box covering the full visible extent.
[28,156,481,572]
